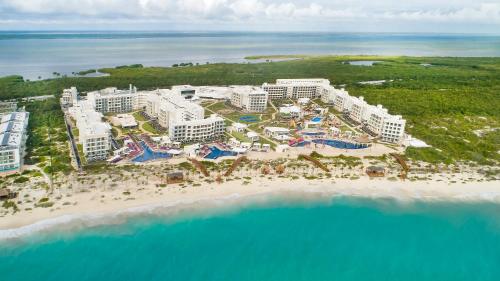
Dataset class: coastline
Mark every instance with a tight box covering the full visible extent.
[1,177,499,239]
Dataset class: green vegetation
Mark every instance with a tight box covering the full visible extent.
[76,69,96,76]
[21,98,73,174]
[1,56,499,165]
[141,122,160,135]
[132,111,147,122]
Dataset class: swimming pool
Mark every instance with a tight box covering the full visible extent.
[239,115,259,123]
[311,117,322,122]
[312,139,368,149]
[302,131,325,136]
[291,141,311,147]
[132,142,172,162]
[204,146,237,160]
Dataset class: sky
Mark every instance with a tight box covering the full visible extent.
[0,0,499,33]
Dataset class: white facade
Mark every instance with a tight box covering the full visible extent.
[87,84,137,114]
[348,96,370,123]
[230,86,268,112]
[262,79,330,99]
[0,112,29,173]
[366,105,406,143]
[264,127,290,139]
[68,97,111,162]
[60,87,78,107]
[169,114,225,143]
[279,105,302,118]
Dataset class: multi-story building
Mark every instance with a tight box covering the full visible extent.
[169,114,225,143]
[348,96,370,124]
[230,86,268,112]
[0,111,29,174]
[366,105,406,143]
[69,100,111,162]
[262,79,330,99]
[60,87,78,107]
[87,84,137,114]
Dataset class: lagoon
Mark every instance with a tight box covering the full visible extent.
[2,32,500,80]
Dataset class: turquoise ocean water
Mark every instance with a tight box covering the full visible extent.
[1,196,500,281]
[1,32,500,80]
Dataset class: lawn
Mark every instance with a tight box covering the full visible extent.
[141,122,161,135]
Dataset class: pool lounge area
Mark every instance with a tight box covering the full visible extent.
[132,141,172,162]
[312,139,369,149]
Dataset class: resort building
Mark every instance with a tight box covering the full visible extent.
[279,105,302,119]
[69,100,112,162]
[347,96,370,124]
[60,87,78,107]
[366,105,406,143]
[262,79,330,99]
[0,111,29,174]
[230,86,268,112]
[87,84,137,114]
[264,127,291,141]
[169,114,225,143]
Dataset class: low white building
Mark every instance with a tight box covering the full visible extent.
[264,127,290,140]
[229,122,247,133]
[0,111,29,174]
[246,131,260,142]
[112,114,138,128]
[279,105,302,118]
[230,86,268,112]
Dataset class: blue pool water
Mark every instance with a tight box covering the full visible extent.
[302,131,325,136]
[239,115,259,123]
[312,139,368,149]
[311,117,322,122]
[2,197,500,281]
[132,142,171,162]
[204,146,237,160]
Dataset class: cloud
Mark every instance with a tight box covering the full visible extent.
[0,0,499,31]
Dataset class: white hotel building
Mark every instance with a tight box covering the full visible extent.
[87,85,138,114]
[230,86,268,112]
[69,99,111,162]
[319,85,406,143]
[0,111,30,174]
[262,79,330,99]
[66,85,225,162]
[144,89,224,143]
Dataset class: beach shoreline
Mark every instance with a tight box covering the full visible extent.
[1,177,499,238]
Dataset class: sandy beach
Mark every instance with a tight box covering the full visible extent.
[1,176,499,238]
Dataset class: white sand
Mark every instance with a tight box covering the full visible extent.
[1,176,499,237]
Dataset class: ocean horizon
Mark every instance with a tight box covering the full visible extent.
[1,194,500,281]
[1,31,500,80]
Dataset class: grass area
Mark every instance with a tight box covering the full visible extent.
[1,56,499,165]
[231,131,251,142]
[132,111,147,122]
[141,122,161,135]
[21,98,73,175]
[207,101,229,112]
